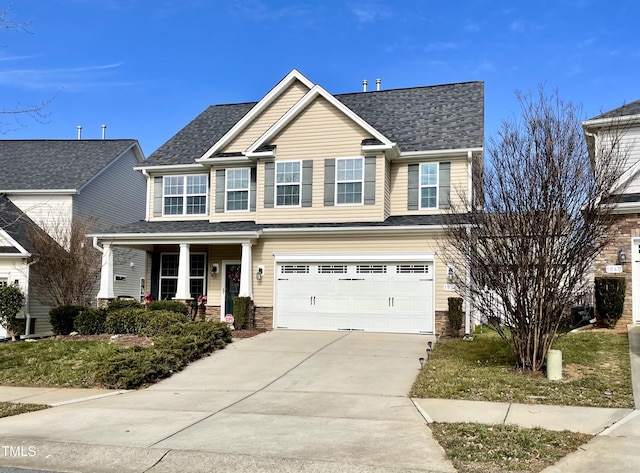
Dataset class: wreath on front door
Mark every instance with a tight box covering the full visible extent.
[227,268,240,283]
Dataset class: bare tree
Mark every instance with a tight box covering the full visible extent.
[0,5,51,131]
[27,217,102,307]
[442,88,628,372]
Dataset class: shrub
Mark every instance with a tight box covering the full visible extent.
[594,277,626,328]
[0,285,25,338]
[147,300,189,316]
[107,299,144,311]
[74,308,107,335]
[49,305,85,335]
[105,307,146,334]
[95,321,233,389]
[233,296,253,329]
[138,310,191,337]
[447,297,464,337]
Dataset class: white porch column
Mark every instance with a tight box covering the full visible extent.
[175,243,191,300]
[97,243,114,299]
[239,242,253,298]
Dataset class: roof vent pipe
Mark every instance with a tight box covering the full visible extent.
[101,124,107,140]
[362,79,368,92]
[376,78,381,91]
[77,125,82,140]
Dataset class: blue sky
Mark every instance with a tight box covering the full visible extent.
[1,0,638,156]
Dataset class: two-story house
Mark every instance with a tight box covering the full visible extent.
[93,70,484,335]
[584,99,640,326]
[0,139,147,338]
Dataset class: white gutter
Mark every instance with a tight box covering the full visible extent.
[583,114,640,128]
[396,147,483,160]
[133,163,206,172]
[0,189,77,195]
[261,225,449,236]
[92,236,104,253]
[195,155,254,164]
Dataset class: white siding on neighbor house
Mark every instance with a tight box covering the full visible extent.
[389,157,469,216]
[612,126,640,193]
[222,81,311,153]
[0,258,37,338]
[8,194,73,245]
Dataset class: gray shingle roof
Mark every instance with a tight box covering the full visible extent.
[0,194,38,253]
[145,81,484,166]
[0,140,139,190]
[99,214,454,235]
[591,99,640,120]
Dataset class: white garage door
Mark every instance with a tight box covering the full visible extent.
[275,261,434,334]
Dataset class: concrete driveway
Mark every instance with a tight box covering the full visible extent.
[0,331,454,473]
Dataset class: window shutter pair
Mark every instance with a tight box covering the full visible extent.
[407,162,450,210]
[264,160,313,208]
[213,168,257,213]
[323,157,376,206]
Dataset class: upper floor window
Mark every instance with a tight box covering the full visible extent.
[420,163,438,209]
[336,157,363,205]
[226,168,250,211]
[276,161,301,206]
[0,278,7,288]
[163,175,208,216]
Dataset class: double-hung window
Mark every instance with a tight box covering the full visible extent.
[420,163,438,209]
[226,168,250,211]
[0,278,7,288]
[163,175,208,216]
[336,157,363,205]
[276,161,301,206]
[159,253,207,300]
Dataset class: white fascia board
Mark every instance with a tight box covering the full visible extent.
[262,225,447,236]
[133,164,207,172]
[199,69,315,161]
[1,189,77,195]
[613,202,640,214]
[245,150,276,160]
[0,228,30,256]
[195,155,254,165]
[395,147,483,160]
[91,231,262,245]
[583,114,640,129]
[274,252,435,263]
[246,85,393,154]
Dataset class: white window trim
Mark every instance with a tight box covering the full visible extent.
[335,157,364,206]
[225,167,251,212]
[162,174,209,216]
[159,252,207,300]
[275,160,302,208]
[419,162,439,210]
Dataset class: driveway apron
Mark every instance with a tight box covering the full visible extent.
[0,330,453,473]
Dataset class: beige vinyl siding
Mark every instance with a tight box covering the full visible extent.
[389,157,469,216]
[251,232,454,312]
[222,81,311,153]
[256,96,385,223]
[8,194,73,245]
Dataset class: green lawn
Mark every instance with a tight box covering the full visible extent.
[411,328,633,408]
[0,339,130,388]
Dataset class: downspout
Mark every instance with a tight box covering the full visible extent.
[93,236,104,254]
[142,169,151,221]
[465,150,473,336]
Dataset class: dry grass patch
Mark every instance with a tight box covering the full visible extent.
[0,402,48,419]
[431,422,591,473]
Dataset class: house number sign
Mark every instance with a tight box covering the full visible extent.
[606,265,623,274]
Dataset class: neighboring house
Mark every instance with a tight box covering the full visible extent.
[584,99,640,326]
[0,140,147,338]
[93,70,484,335]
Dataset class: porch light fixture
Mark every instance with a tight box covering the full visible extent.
[210,264,219,276]
[618,248,627,265]
[256,266,264,281]
[419,357,425,369]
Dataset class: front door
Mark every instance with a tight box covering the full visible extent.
[224,264,241,316]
